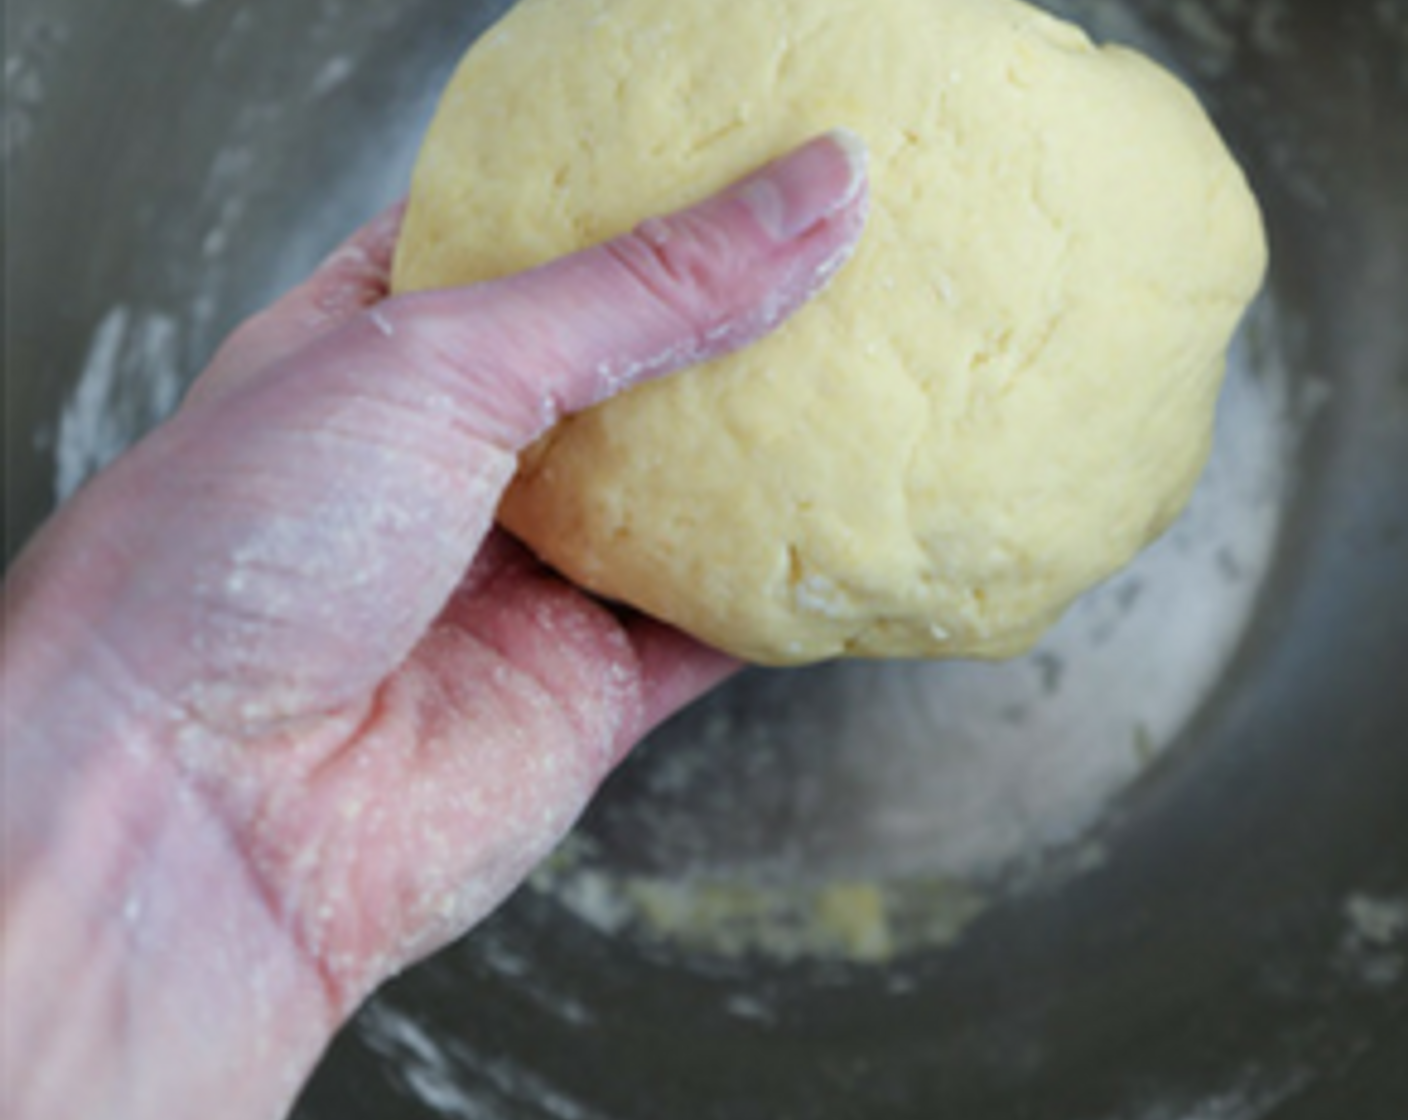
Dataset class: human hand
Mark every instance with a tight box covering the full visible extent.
[1,133,868,1120]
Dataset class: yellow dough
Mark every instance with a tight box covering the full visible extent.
[393,0,1267,665]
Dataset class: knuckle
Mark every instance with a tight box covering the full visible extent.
[349,294,549,449]
[606,213,735,326]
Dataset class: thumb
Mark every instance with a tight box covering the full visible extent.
[285,129,871,449]
[54,132,870,737]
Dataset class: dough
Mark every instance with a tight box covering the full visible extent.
[393,0,1267,665]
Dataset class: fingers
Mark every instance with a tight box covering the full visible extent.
[356,130,870,451]
[186,202,407,408]
[623,618,742,740]
[288,548,740,992]
[430,533,740,756]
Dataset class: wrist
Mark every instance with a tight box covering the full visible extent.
[3,632,336,1120]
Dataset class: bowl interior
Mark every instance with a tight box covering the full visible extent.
[6,1,1407,1117]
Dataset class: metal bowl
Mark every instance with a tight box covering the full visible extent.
[6,1,1407,1116]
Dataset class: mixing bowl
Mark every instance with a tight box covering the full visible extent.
[6,0,1407,1116]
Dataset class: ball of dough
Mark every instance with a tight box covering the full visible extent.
[393,0,1267,665]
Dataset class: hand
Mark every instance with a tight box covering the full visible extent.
[1,133,868,1120]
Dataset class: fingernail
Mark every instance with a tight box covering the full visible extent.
[732,128,869,242]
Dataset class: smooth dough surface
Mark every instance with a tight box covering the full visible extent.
[393,0,1267,665]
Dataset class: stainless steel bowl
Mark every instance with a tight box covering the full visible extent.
[6,1,1407,1117]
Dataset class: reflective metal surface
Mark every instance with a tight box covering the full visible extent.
[6,1,1407,1117]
